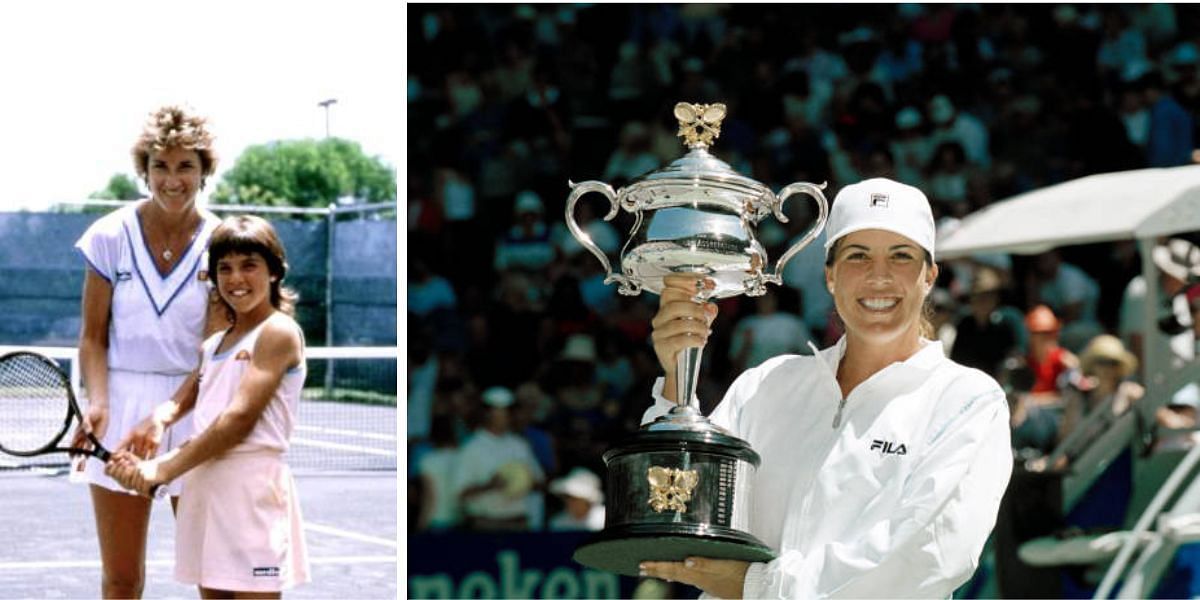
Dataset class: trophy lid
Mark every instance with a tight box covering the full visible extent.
[622,102,773,218]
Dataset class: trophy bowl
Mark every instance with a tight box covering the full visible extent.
[564,101,829,577]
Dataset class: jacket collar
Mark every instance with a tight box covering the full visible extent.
[812,335,946,379]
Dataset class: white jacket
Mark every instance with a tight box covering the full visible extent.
[643,337,1012,598]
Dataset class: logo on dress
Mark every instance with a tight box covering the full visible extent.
[870,439,907,455]
[252,567,280,577]
[235,350,252,361]
[869,193,889,208]
[198,270,208,282]
[115,271,133,282]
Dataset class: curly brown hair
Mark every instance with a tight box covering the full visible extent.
[130,105,218,185]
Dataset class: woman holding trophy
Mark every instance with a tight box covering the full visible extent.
[640,178,1013,598]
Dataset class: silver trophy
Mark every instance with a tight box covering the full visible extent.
[565,101,829,576]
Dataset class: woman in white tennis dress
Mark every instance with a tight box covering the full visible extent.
[72,105,224,599]
[107,215,310,596]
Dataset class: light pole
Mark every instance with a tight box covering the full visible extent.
[317,98,338,138]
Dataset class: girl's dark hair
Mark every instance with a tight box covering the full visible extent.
[824,237,937,339]
[207,215,297,321]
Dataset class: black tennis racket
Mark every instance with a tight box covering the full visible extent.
[0,351,164,498]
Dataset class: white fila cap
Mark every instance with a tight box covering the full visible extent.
[824,177,937,261]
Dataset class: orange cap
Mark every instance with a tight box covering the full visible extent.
[1025,304,1060,333]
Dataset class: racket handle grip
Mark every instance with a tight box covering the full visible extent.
[150,484,168,500]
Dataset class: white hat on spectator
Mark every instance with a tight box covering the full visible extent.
[1170,382,1200,409]
[1152,238,1200,283]
[929,95,955,125]
[1053,4,1079,26]
[895,106,922,130]
[825,178,936,260]
[515,190,544,214]
[482,386,516,408]
[1173,42,1200,66]
[559,334,597,362]
[550,467,604,504]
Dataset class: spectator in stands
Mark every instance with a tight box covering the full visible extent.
[407,319,438,442]
[603,121,660,184]
[1152,285,1200,454]
[1004,356,1061,460]
[547,467,606,531]
[1167,42,1200,140]
[929,287,958,355]
[728,288,814,372]
[925,141,975,218]
[513,381,558,481]
[781,228,834,340]
[1052,335,1143,469]
[1096,8,1150,86]
[951,267,1027,378]
[1119,237,1200,368]
[1144,70,1196,167]
[494,190,556,273]
[408,259,457,319]
[890,106,932,188]
[434,165,492,289]
[927,94,991,168]
[416,414,463,531]
[1024,249,1103,353]
[553,199,620,269]
[594,331,636,401]
[1025,305,1080,398]
[455,387,545,531]
[1117,78,1151,152]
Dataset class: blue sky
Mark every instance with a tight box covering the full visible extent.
[0,0,401,209]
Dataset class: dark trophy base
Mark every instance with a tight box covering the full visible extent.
[574,523,776,577]
[572,424,776,577]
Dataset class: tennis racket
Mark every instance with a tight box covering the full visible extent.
[0,351,165,499]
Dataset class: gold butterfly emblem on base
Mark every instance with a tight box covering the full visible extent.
[647,466,700,514]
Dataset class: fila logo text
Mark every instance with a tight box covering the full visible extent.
[870,439,907,455]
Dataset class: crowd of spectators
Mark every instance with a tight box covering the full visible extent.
[407,4,1200,558]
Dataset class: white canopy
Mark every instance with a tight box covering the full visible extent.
[938,165,1200,259]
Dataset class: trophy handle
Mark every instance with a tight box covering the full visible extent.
[767,181,829,283]
[566,180,639,294]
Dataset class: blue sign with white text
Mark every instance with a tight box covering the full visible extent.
[408,531,638,599]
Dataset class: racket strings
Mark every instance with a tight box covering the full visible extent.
[0,354,73,455]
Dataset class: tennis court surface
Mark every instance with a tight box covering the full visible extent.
[0,471,397,598]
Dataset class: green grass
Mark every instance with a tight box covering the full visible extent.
[301,387,396,406]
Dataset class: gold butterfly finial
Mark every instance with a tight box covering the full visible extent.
[674,101,727,150]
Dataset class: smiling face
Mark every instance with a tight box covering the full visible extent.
[825,229,937,345]
[215,251,274,320]
[146,146,203,214]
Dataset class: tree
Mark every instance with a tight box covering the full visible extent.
[89,173,142,200]
[211,138,396,208]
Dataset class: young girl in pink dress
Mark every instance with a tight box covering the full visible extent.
[107,214,310,597]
